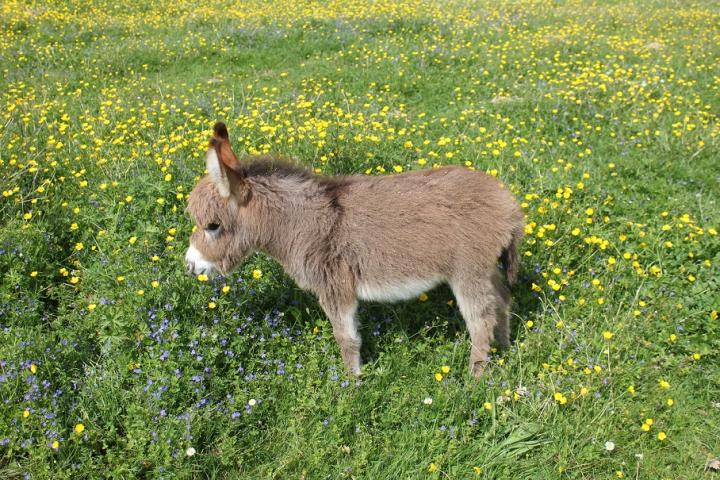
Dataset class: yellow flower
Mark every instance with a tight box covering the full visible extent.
[151,281,160,288]
[428,463,438,473]
[473,467,482,475]
[30,271,38,277]
[23,409,30,418]
[483,402,493,410]
[30,364,37,374]
[657,431,667,441]
[252,269,263,279]
[222,285,231,294]
[75,242,84,251]
[208,302,217,309]
[88,304,96,311]
[418,292,428,302]
[441,365,450,374]
[52,440,59,450]
[602,331,614,340]
[434,373,443,382]
[75,423,85,434]
[197,274,209,282]
[659,379,670,389]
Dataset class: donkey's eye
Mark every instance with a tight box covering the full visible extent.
[205,223,221,232]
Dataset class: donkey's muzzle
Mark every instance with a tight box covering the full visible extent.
[184,245,216,276]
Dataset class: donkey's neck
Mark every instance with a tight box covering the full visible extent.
[250,176,339,287]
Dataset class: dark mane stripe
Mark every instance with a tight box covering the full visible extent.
[241,155,315,181]
[241,155,353,192]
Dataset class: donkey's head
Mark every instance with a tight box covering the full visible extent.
[185,122,254,276]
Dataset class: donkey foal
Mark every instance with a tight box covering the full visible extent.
[185,123,524,378]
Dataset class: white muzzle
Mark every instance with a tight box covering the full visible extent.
[185,245,217,276]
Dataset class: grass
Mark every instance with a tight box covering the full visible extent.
[1,0,719,478]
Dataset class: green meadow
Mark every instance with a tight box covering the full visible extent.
[1,0,718,478]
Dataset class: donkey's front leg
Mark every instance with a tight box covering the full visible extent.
[319,296,361,375]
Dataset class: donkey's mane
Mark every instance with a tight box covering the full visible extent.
[241,155,350,191]
[241,155,314,181]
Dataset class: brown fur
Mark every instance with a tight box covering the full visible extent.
[186,123,524,377]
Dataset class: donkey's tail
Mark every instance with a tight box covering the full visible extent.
[501,227,523,285]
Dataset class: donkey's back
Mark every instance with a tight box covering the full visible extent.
[339,166,523,298]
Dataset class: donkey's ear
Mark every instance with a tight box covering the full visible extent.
[212,122,242,172]
[207,122,249,201]
[213,121,229,141]
[205,144,232,198]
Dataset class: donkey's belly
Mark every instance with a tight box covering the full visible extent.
[356,276,443,302]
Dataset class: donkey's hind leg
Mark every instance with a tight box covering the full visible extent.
[450,272,500,378]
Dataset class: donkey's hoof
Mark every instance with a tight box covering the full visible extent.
[470,361,487,379]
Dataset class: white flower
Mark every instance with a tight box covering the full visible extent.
[423,397,433,405]
[604,441,615,452]
[248,398,257,406]
[185,447,196,457]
